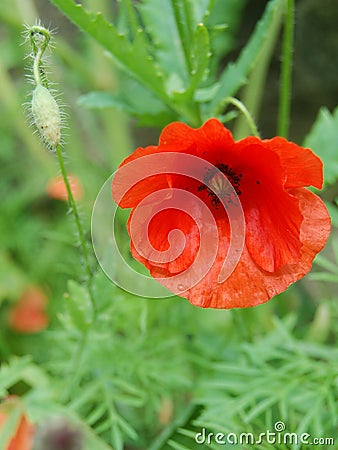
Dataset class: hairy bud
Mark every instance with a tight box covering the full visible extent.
[31,84,61,150]
[24,22,64,150]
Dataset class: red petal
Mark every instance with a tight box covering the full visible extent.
[113,119,235,209]
[8,415,34,450]
[128,207,199,275]
[159,118,234,159]
[127,189,221,289]
[179,189,330,308]
[263,137,323,189]
[112,146,169,208]
[235,141,303,272]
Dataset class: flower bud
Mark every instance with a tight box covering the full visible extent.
[31,84,61,150]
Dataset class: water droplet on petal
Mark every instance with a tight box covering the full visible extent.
[177,284,186,291]
[267,286,275,297]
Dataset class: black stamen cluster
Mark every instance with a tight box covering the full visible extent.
[197,163,243,209]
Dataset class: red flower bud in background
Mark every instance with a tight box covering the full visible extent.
[46,175,83,201]
[7,286,49,333]
[0,397,34,450]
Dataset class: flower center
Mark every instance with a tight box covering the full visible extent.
[198,164,242,208]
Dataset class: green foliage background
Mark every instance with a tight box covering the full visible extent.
[0,1,337,449]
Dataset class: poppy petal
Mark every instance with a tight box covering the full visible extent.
[235,142,303,272]
[178,188,330,309]
[112,146,170,208]
[128,207,199,275]
[264,137,323,189]
[127,189,219,280]
[159,118,234,158]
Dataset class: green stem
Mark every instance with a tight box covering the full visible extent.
[233,0,284,140]
[32,47,44,86]
[223,97,260,137]
[55,144,96,314]
[278,0,294,138]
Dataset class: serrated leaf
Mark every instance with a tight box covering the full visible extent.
[0,356,32,396]
[78,92,133,112]
[195,83,220,102]
[79,89,176,127]
[137,0,188,82]
[208,0,285,115]
[188,0,213,23]
[189,23,210,92]
[303,106,338,186]
[64,280,93,331]
[204,0,247,81]
[49,0,164,93]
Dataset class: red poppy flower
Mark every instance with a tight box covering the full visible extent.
[8,286,49,333]
[0,397,34,450]
[112,119,331,308]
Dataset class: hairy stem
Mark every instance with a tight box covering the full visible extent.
[55,144,96,314]
[223,97,260,137]
[32,47,44,86]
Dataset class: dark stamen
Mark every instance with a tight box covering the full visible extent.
[198,163,243,209]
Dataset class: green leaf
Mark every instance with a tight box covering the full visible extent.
[49,0,164,93]
[0,357,32,396]
[49,0,202,125]
[137,0,188,82]
[78,92,132,111]
[188,0,213,24]
[303,106,338,186]
[188,23,210,92]
[63,280,93,331]
[207,0,285,115]
[78,88,176,127]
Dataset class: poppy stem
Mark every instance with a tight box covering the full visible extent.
[278,0,294,138]
[223,97,260,137]
[55,144,96,315]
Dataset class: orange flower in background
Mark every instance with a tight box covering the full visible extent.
[113,118,331,308]
[0,397,34,450]
[8,286,49,333]
[46,174,83,201]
